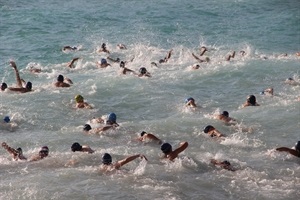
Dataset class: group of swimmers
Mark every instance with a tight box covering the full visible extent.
[1,43,299,172]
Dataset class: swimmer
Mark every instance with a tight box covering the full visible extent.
[96,58,111,68]
[242,95,260,107]
[100,153,148,172]
[160,141,188,161]
[226,51,236,61]
[276,141,300,158]
[62,46,77,51]
[67,57,80,68]
[185,97,197,108]
[239,50,246,56]
[284,77,300,86]
[191,53,210,63]
[159,49,173,64]
[260,87,274,96]
[92,113,120,127]
[210,159,236,171]
[29,146,49,162]
[119,61,136,75]
[71,142,94,154]
[215,111,237,124]
[8,61,32,93]
[98,43,110,54]
[1,82,8,91]
[54,74,73,87]
[1,142,27,161]
[138,67,151,77]
[29,66,42,73]
[74,95,93,109]
[203,125,225,138]
[192,64,201,70]
[117,44,127,49]
[83,123,117,134]
[137,131,163,144]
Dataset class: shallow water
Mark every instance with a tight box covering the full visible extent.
[0,0,300,200]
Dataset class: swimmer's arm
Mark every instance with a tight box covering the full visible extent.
[276,147,300,157]
[67,57,79,68]
[65,77,73,84]
[1,142,19,159]
[82,146,95,154]
[171,142,189,160]
[115,154,148,169]
[192,53,204,63]
[10,61,23,88]
[144,133,162,144]
[199,47,207,56]
[84,102,93,109]
[214,130,225,137]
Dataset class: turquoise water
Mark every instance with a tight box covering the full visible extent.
[0,0,299,200]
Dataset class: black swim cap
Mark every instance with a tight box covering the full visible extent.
[17,148,23,154]
[203,125,214,133]
[71,142,82,152]
[26,82,32,90]
[222,111,229,117]
[120,61,125,68]
[222,160,231,166]
[102,153,112,164]
[83,124,92,131]
[139,67,147,75]
[57,74,64,82]
[247,95,256,105]
[1,82,7,90]
[161,143,172,154]
[140,131,146,137]
[295,141,300,152]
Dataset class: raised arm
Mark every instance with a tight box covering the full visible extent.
[170,141,188,160]
[10,61,23,88]
[115,154,147,169]
[276,147,300,157]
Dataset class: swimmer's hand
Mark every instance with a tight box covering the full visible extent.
[140,154,148,161]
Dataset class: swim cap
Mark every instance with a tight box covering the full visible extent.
[1,82,7,90]
[295,141,300,152]
[120,61,125,68]
[83,124,92,131]
[140,131,146,137]
[101,58,107,64]
[222,111,229,117]
[107,113,117,123]
[139,67,147,75]
[102,153,112,164]
[41,146,49,152]
[161,143,172,154]
[185,97,194,103]
[71,142,83,152]
[203,125,214,133]
[17,148,23,154]
[75,95,84,103]
[247,95,256,105]
[159,59,165,64]
[222,160,231,166]
[26,82,32,90]
[57,74,64,82]
[3,116,10,123]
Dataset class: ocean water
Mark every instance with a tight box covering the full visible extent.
[0,0,299,199]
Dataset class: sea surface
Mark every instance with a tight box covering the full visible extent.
[0,0,299,199]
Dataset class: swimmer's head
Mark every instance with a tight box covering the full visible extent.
[247,95,256,105]
[107,113,117,124]
[161,143,172,154]
[57,74,64,82]
[39,146,49,157]
[75,95,84,103]
[17,147,23,154]
[101,58,107,64]
[295,141,300,152]
[3,116,10,123]
[26,82,32,90]
[101,43,106,48]
[205,57,210,62]
[120,61,125,68]
[140,131,146,137]
[203,125,214,133]
[185,97,195,103]
[139,67,147,75]
[102,153,112,165]
[222,111,229,117]
[159,59,165,64]
[71,142,83,152]
[1,82,7,91]
[222,160,231,166]
[83,124,92,131]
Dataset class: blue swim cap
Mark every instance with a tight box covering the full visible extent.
[102,153,112,164]
[161,143,172,154]
[107,113,117,123]
[101,58,107,64]
[185,97,194,103]
[295,141,300,152]
[203,125,214,133]
[3,116,10,123]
